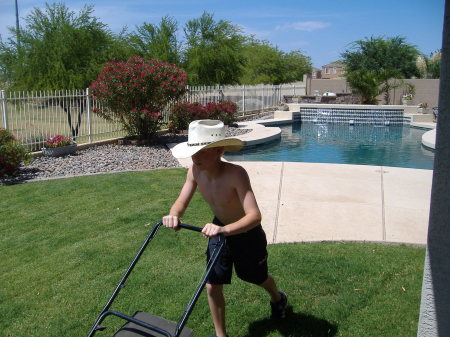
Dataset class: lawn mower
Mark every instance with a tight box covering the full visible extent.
[87,222,225,337]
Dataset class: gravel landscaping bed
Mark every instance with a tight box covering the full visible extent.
[1,127,251,185]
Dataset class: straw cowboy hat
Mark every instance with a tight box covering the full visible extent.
[171,119,244,159]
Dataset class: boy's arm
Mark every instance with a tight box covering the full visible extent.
[162,167,197,229]
[224,167,262,235]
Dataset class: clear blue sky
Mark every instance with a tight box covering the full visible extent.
[0,0,445,68]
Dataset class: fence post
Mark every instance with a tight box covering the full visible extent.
[1,90,8,129]
[262,85,266,111]
[85,88,92,143]
[242,85,246,116]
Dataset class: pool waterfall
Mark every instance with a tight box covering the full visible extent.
[299,107,406,126]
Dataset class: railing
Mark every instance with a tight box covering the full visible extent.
[0,89,127,151]
[186,83,305,113]
[0,83,305,151]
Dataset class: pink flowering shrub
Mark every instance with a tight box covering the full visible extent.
[169,101,238,132]
[43,135,73,148]
[90,56,187,138]
[168,102,208,132]
[0,128,30,177]
[205,101,238,125]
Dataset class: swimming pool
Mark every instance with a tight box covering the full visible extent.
[224,122,435,169]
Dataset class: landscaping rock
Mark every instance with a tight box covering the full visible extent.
[0,127,251,185]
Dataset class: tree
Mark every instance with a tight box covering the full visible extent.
[240,39,284,84]
[240,38,311,85]
[342,36,420,104]
[106,28,141,63]
[281,50,312,83]
[380,77,414,105]
[417,51,441,79]
[0,3,115,90]
[130,16,181,65]
[427,51,442,78]
[345,70,381,104]
[183,11,246,85]
[341,36,420,79]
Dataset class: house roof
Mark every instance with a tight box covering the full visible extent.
[322,61,344,67]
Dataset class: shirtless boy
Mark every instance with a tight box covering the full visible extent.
[163,119,287,337]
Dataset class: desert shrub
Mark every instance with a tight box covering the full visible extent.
[169,101,238,132]
[90,56,187,139]
[0,129,30,177]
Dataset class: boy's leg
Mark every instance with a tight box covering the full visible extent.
[205,227,232,337]
[259,274,288,319]
[231,226,287,318]
[258,274,281,302]
[206,283,227,337]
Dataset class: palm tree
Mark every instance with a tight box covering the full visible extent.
[345,70,381,104]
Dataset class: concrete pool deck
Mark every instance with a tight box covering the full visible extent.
[172,158,432,246]
[169,114,434,246]
[240,161,431,246]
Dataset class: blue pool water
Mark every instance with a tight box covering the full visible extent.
[224,122,435,169]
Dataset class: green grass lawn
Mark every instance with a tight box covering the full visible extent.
[0,170,425,337]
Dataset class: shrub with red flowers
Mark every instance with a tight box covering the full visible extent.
[168,102,208,132]
[169,101,238,133]
[205,101,238,125]
[0,128,30,177]
[90,56,187,138]
[43,135,73,148]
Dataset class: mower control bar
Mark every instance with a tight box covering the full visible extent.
[178,223,202,232]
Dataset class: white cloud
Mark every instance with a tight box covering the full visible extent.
[276,21,330,32]
[238,24,273,39]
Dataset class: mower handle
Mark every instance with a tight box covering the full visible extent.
[178,223,203,232]
[87,220,224,337]
[159,222,224,237]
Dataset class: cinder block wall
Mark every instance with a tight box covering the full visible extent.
[308,78,440,107]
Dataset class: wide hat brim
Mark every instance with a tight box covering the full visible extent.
[171,138,244,159]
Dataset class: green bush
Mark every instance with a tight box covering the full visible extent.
[0,128,30,177]
[169,101,238,133]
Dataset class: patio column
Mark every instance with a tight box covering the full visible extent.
[417,0,450,336]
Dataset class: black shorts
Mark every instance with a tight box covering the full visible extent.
[206,217,268,285]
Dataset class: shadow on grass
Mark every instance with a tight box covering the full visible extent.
[0,167,41,185]
[243,306,337,337]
